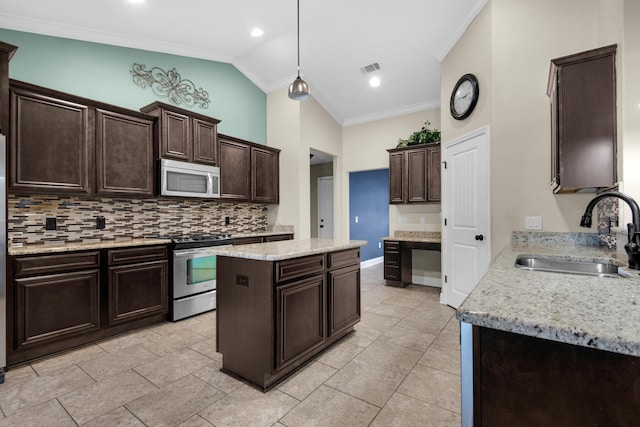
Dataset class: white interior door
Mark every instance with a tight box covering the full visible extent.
[441,126,490,308]
[318,176,334,238]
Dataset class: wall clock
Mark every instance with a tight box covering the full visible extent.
[450,73,479,120]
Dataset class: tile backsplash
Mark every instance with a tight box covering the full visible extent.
[8,194,269,246]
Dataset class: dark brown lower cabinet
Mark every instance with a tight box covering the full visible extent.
[328,264,360,337]
[472,326,640,426]
[108,261,168,325]
[217,248,361,390]
[15,270,100,348]
[276,275,326,369]
[8,245,168,367]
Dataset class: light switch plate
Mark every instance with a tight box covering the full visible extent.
[525,216,542,230]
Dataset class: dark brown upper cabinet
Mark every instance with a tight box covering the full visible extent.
[548,45,617,193]
[387,144,441,204]
[9,80,156,197]
[140,102,220,166]
[10,83,91,195]
[251,146,280,204]
[219,135,250,201]
[219,134,280,204]
[95,109,155,197]
[0,41,18,135]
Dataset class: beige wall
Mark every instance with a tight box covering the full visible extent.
[267,0,640,254]
[266,89,302,233]
[342,109,442,239]
[441,0,636,258]
[267,89,343,239]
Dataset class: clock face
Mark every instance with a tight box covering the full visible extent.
[450,74,479,120]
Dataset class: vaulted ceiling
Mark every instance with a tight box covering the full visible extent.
[0,0,486,126]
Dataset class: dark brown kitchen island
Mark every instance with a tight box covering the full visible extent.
[212,238,367,391]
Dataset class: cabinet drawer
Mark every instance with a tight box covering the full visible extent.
[327,248,360,270]
[233,236,264,245]
[384,266,401,281]
[264,234,293,242]
[108,246,168,265]
[14,251,100,277]
[384,253,400,266]
[384,241,400,252]
[276,255,325,283]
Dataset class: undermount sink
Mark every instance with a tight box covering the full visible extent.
[514,256,620,277]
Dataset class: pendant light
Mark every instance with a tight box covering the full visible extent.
[288,0,309,100]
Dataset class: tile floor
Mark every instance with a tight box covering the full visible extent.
[0,263,460,426]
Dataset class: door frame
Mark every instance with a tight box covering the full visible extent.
[440,125,491,307]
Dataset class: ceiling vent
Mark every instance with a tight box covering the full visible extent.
[360,62,381,74]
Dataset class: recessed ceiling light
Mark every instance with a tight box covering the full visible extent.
[128,0,145,3]
[369,76,381,87]
[251,28,264,37]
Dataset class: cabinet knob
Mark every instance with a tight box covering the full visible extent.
[475,234,484,241]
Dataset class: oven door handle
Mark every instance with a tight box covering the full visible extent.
[173,249,211,257]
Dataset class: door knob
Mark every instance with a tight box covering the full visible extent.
[475,234,484,241]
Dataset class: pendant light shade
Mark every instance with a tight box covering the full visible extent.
[288,0,309,100]
[288,76,309,100]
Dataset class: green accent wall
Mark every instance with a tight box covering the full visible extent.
[0,28,266,144]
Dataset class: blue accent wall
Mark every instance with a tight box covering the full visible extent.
[349,169,389,261]
[0,28,267,144]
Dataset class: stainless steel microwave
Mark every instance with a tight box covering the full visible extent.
[159,159,220,198]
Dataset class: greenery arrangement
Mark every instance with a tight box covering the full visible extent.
[395,121,441,148]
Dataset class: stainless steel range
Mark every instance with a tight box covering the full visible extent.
[168,234,233,321]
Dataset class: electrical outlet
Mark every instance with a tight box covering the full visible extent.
[525,216,543,230]
[96,216,106,229]
[45,217,57,230]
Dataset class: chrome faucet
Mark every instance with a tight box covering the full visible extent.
[580,191,640,269]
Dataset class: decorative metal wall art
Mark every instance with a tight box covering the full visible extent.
[131,63,210,109]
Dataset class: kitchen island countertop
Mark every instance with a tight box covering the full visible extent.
[210,238,367,261]
[457,239,640,357]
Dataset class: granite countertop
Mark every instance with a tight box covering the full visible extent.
[209,238,367,261]
[8,237,173,256]
[457,241,640,357]
[8,230,296,256]
[383,231,441,243]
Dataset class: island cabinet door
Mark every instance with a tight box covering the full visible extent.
[327,264,361,337]
[275,274,326,370]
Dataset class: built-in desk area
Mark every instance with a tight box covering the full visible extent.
[383,232,441,287]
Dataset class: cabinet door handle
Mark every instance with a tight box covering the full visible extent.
[475,234,484,241]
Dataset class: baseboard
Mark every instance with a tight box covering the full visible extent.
[361,256,383,269]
